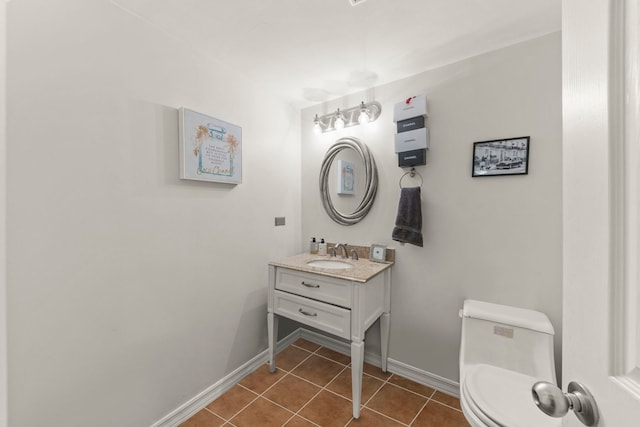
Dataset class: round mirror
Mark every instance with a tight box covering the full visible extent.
[319,137,378,225]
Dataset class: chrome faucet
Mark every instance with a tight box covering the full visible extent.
[350,249,359,261]
[335,243,348,259]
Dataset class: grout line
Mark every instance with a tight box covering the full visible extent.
[358,406,411,427]
[361,370,392,407]
[313,351,350,367]
[202,406,225,421]
[203,386,260,422]
[252,357,324,426]
[260,390,322,427]
[407,398,430,426]
[384,378,438,400]
[291,362,351,424]
[361,378,386,407]
[195,342,464,427]
[255,367,290,396]
[428,397,464,413]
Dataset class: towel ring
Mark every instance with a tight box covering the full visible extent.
[399,168,423,189]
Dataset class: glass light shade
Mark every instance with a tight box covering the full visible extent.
[313,115,322,133]
[358,109,370,124]
[334,110,345,130]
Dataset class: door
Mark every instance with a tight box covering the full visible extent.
[562,0,640,426]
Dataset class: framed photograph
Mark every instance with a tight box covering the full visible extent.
[472,136,530,177]
[369,244,387,263]
[179,107,242,184]
[336,159,355,195]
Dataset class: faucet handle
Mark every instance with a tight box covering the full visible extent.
[350,249,359,261]
[329,247,337,257]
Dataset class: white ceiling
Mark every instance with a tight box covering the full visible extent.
[112,0,561,108]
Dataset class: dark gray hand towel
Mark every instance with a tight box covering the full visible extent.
[392,187,423,247]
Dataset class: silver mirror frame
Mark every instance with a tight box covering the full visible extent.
[319,137,378,226]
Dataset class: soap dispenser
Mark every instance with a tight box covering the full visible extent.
[310,237,319,254]
[318,239,327,256]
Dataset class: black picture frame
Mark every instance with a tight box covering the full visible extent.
[472,136,530,177]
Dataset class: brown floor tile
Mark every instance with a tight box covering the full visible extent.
[431,391,462,410]
[206,385,257,419]
[239,364,286,394]
[316,347,351,365]
[346,408,405,426]
[277,345,313,371]
[263,374,321,412]
[412,400,470,427]
[180,409,225,427]
[284,416,320,426]
[292,354,345,387]
[196,343,468,427]
[365,383,427,425]
[293,338,322,352]
[326,368,384,402]
[298,390,354,427]
[363,362,392,380]
[388,375,435,398]
[230,396,294,427]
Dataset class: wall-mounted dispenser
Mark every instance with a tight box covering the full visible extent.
[393,95,429,167]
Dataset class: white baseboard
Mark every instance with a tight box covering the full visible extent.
[387,358,459,397]
[151,332,300,427]
[298,328,460,397]
[151,327,459,426]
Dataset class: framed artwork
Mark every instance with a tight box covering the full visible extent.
[472,136,530,177]
[369,244,387,263]
[179,107,242,184]
[337,159,355,195]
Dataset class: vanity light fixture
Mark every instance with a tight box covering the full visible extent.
[313,101,382,134]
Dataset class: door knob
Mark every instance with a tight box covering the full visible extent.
[532,381,599,426]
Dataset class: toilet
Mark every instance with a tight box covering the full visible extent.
[459,299,561,427]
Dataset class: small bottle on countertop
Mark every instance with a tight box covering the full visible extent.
[318,238,327,256]
[310,237,319,254]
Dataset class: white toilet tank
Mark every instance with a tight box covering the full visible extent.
[459,299,557,384]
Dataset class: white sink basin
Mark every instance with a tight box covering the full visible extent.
[306,259,354,270]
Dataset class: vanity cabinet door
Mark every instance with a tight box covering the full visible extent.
[273,290,351,339]
[275,269,352,308]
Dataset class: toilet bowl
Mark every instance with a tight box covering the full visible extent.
[459,299,561,427]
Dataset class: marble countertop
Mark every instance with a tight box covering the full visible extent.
[269,252,393,283]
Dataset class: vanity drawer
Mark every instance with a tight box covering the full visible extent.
[273,290,351,340]
[275,269,352,308]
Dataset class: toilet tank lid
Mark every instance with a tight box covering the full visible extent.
[462,300,555,335]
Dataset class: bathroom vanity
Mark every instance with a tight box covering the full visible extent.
[267,251,393,419]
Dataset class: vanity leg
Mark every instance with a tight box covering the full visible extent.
[351,340,365,419]
[267,312,278,373]
[380,312,390,372]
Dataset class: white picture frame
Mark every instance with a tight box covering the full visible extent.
[369,244,387,263]
[178,107,242,184]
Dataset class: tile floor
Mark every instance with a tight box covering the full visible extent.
[181,338,470,427]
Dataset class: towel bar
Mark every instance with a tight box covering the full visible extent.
[399,168,423,188]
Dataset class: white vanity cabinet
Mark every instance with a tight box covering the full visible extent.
[267,254,392,419]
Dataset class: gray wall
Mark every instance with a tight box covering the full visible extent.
[0,1,7,425]
[6,1,301,426]
[301,33,562,383]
